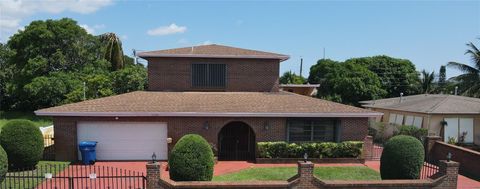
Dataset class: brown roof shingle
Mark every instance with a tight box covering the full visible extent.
[36,91,381,117]
[137,44,289,61]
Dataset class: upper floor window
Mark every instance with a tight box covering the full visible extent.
[191,63,226,88]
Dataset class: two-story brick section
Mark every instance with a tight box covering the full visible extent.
[36,44,382,161]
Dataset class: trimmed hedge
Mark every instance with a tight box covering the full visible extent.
[257,141,363,158]
[168,134,214,181]
[0,145,7,183]
[380,135,425,179]
[0,119,44,169]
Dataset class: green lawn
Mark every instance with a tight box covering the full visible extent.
[0,111,52,130]
[3,161,70,189]
[212,166,381,182]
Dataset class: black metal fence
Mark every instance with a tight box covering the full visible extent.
[1,164,146,189]
[419,161,440,179]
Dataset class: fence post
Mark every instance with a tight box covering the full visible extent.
[424,136,442,160]
[146,162,161,189]
[363,135,373,160]
[437,160,459,189]
[296,161,317,188]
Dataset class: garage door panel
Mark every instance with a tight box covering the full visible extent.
[77,122,168,160]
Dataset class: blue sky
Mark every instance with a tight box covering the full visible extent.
[1,1,479,78]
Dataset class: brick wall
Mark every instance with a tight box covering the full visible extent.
[147,160,459,189]
[53,116,368,161]
[340,117,368,141]
[147,57,280,92]
[426,138,480,180]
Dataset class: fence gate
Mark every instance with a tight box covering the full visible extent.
[2,164,146,189]
[369,144,383,160]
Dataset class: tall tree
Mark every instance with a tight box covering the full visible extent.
[448,40,480,97]
[420,70,435,94]
[346,56,420,97]
[436,65,447,93]
[308,59,386,105]
[100,33,124,70]
[279,71,305,84]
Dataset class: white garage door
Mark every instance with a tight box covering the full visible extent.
[77,122,168,160]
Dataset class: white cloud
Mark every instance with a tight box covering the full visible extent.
[147,23,187,36]
[80,24,95,34]
[121,35,128,40]
[0,0,112,41]
[79,24,105,34]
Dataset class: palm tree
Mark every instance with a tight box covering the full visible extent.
[99,33,124,70]
[448,40,480,97]
[420,70,435,94]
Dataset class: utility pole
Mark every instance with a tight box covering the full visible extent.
[133,49,138,65]
[323,48,326,60]
[83,82,86,101]
[300,57,303,78]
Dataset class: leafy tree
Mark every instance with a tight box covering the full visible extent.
[420,70,435,94]
[308,59,386,105]
[6,18,103,110]
[0,44,14,110]
[100,33,124,70]
[448,40,480,97]
[345,56,420,97]
[436,65,447,93]
[111,64,147,94]
[279,71,305,84]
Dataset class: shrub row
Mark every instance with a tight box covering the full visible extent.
[257,141,363,158]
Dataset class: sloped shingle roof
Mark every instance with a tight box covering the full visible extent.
[361,94,480,114]
[36,91,381,117]
[137,44,290,61]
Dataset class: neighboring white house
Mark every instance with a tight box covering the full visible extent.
[361,94,480,145]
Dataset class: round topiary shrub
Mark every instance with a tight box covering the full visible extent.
[380,135,425,179]
[168,134,214,181]
[0,119,44,169]
[0,145,7,182]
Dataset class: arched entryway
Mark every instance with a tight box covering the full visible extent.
[218,121,256,161]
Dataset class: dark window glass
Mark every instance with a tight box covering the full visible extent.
[192,63,226,88]
[288,119,336,142]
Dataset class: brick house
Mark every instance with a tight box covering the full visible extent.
[36,44,382,161]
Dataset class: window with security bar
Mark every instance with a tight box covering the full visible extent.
[191,63,226,88]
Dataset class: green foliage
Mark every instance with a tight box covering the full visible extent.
[256,141,363,158]
[111,64,147,94]
[0,145,7,183]
[279,71,306,84]
[447,137,457,145]
[168,134,214,181]
[380,135,424,179]
[345,55,421,97]
[0,119,44,169]
[393,125,428,141]
[100,33,124,70]
[308,59,386,105]
[420,70,435,94]
[448,39,480,97]
[1,18,147,111]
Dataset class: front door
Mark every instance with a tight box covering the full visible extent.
[218,122,255,160]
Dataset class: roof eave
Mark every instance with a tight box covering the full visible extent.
[35,111,383,118]
[138,53,290,62]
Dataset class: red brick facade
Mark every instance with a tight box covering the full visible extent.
[53,116,368,161]
[147,57,280,92]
